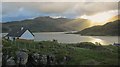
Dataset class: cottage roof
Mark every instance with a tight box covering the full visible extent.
[6,27,34,37]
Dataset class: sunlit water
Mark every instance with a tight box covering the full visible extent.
[2,32,119,45]
[34,32,118,45]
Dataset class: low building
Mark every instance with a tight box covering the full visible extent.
[5,27,34,41]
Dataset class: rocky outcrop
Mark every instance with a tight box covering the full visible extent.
[16,50,28,65]
[6,57,16,66]
[2,49,71,67]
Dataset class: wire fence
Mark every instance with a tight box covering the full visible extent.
[11,41,39,51]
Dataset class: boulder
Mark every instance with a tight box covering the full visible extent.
[41,55,47,64]
[6,57,16,65]
[16,51,28,65]
[32,53,40,64]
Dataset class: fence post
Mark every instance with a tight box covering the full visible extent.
[34,44,35,50]
[28,44,29,49]
[24,44,26,49]
[29,44,30,49]
[18,43,19,49]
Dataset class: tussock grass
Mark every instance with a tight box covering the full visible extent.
[2,39,119,65]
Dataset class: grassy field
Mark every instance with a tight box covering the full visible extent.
[2,39,119,65]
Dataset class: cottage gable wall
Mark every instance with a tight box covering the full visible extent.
[19,30,34,40]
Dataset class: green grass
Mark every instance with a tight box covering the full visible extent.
[2,39,119,65]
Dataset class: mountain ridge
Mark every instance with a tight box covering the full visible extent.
[2,16,90,33]
[2,15,119,34]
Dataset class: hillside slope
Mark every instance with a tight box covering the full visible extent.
[75,20,119,36]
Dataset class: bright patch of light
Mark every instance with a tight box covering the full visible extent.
[50,16,66,19]
[94,39,102,42]
[89,37,105,45]
[80,10,118,23]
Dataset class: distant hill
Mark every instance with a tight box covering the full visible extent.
[2,16,90,33]
[75,20,119,36]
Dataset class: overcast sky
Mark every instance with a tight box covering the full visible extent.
[1,1,119,22]
[1,0,119,2]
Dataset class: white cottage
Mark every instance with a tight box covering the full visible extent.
[5,27,34,41]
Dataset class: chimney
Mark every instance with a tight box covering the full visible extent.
[21,27,24,30]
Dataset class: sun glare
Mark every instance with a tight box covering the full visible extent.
[89,37,106,45]
[80,10,118,26]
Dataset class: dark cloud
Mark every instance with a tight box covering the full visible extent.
[2,2,118,22]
